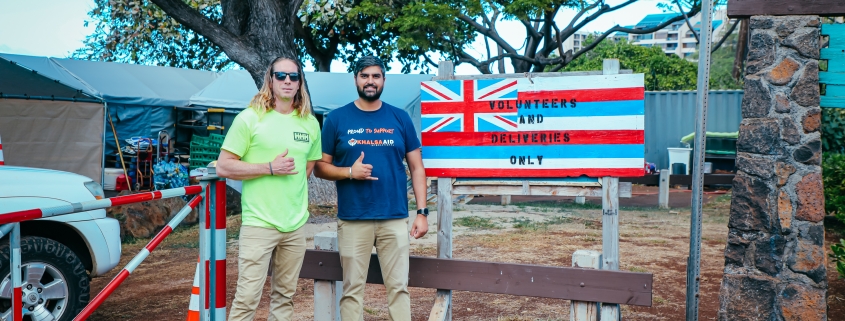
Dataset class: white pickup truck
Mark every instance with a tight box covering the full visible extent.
[0,166,122,321]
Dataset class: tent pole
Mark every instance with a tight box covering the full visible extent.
[101,102,107,184]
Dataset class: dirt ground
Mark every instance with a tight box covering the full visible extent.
[86,188,845,321]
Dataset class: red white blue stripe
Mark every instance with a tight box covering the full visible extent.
[421,74,646,178]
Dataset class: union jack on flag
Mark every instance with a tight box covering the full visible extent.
[420,79,519,133]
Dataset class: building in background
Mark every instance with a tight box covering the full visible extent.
[561,30,594,53]
[613,9,732,59]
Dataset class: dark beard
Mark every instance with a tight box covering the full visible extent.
[357,85,382,102]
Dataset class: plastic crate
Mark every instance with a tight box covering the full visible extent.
[190,142,219,155]
[190,159,211,169]
[191,152,218,161]
[210,133,225,145]
[191,135,212,145]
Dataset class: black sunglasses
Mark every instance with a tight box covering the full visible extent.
[273,71,300,82]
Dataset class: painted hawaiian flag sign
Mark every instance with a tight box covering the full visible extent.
[420,74,645,178]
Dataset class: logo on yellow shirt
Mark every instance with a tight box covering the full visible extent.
[294,132,310,142]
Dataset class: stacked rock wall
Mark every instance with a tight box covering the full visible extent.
[718,15,826,320]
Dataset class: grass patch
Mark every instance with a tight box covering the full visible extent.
[512,200,665,212]
[455,216,500,229]
[363,307,379,315]
[654,296,667,305]
[628,266,649,273]
[510,216,573,231]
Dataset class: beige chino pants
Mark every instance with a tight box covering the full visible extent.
[228,225,306,321]
[338,218,411,321]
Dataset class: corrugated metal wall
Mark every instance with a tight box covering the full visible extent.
[645,90,743,169]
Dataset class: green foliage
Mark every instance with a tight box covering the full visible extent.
[74,0,232,71]
[831,239,845,279]
[454,216,500,229]
[703,30,744,90]
[823,109,845,154]
[559,38,699,91]
[823,153,845,219]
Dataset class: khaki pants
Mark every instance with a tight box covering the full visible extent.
[229,225,306,321]
[338,218,411,321]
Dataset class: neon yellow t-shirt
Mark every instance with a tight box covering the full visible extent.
[221,107,322,232]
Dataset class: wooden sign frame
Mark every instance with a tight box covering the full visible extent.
[426,59,640,321]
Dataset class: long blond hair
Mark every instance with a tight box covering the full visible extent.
[249,57,313,119]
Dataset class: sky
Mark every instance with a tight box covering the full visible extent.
[0,0,670,75]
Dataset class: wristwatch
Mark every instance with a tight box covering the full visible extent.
[416,208,429,217]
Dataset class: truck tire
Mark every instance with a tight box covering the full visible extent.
[0,236,90,321]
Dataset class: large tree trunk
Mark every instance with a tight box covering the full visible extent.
[308,174,337,206]
[151,0,303,86]
[151,0,334,205]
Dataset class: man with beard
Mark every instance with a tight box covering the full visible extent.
[315,56,429,321]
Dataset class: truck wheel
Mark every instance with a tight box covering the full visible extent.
[0,236,90,321]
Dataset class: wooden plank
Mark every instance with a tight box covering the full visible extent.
[620,174,735,186]
[827,84,845,97]
[434,61,455,81]
[727,0,845,17]
[313,232,341,321]
[571,250,601,321]
[435,177,453,320]
[501,195,511,205]
[428,291,451,321]
[451,185,602,197]
[822,24,845,45]
[603,59,620,75]
[298,250,654,306]
[601,177,621,318]
[454,178,601,187]
[821,48,845,61]
[450,184,632,198]
[448,70,632,80]
[575,196,586,204]
[821,96,845,108]
[823,84,845,108]
[821,72,845,86]
[823,48,845,73]
[619,182,632,198]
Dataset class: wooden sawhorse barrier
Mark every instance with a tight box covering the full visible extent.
[301,177,649,321]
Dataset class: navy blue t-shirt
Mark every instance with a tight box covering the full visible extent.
[322,102,421,220]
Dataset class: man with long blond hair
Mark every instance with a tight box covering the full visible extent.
[216,56,321,321]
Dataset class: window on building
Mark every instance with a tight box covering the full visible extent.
[686,31,696,38]
[666,43,677,49]
[683,43,697,48]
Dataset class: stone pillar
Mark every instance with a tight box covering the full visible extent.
[718,16,826,320]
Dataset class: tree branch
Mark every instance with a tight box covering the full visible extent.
[541,0,638,58]
[711,18,739,53]
[221,0,248,36]
[546,8,702,70]
[457,13,518,55]
[675,0,699,43]
[150,0,260,71]
[423,54,439,68]
[732,18,749,80]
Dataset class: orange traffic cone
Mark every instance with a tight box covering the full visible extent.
[186,259,200,321]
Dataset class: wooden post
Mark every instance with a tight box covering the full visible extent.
[601,177,620,320]
[570,250,601,321]
[500,195,511,205]
[429,61,455,321]
[575,196,586,204]
[658,170,670,209]
[314,232,341,321]
[430,177,453,321]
